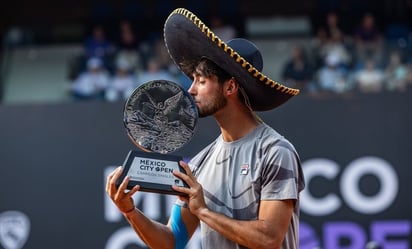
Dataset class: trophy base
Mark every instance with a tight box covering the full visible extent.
[117,150,188,196]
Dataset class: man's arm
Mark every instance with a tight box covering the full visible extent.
[106,166,199,249]
[173,162,295,249]
[122,207,174,249]
[196,199,294,249]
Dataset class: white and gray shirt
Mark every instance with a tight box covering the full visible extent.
[188,123,305,249]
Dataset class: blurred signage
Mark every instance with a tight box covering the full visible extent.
[0,94,411,248]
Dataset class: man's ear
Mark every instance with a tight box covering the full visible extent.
[225,77,239,96]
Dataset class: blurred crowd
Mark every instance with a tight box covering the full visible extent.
[281,12,412,95]
[67,19,188,102]
[67,11,412,102]
[67,15,238,102]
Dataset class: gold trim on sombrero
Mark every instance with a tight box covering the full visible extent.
[165,8,300,96]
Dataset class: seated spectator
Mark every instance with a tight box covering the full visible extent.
[320,32,352,69]
[114,19,144,74]
[152,36,175,71]
[354,59,385,93]
[310,27,329,70]
[282,46,314,92]
[316,52,349,93]
[353,13,384,67]
[311,12,348,70]
[323,12,346,44]
[69,57,110,100]
[136,57,176,86]
[68,25,114,81]
[384,50,409,92]
[105,59,137,102]
[209,15,237,42]
[403,60,412,91]
[84,24,115,60]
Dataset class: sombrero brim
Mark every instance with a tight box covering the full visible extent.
[164,8,299,111]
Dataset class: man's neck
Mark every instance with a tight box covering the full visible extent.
[214,105,260,142]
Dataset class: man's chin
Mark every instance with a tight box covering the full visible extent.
[198,110,212,118]
[198,113,208,118]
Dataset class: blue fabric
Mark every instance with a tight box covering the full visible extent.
[171,204,189,249]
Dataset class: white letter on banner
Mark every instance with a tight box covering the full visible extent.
[300,158,341,216]
[341,156,398,214]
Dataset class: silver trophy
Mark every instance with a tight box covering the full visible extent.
[117,80,198,195]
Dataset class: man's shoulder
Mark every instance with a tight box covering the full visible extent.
[188,138,219,168]
[257,123,285,142]
[258,124,297,153]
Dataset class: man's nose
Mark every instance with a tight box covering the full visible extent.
[188,81,196,95]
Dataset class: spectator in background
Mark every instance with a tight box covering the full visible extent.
[136,57,176,86]
[354,59,385,93]
[353,13,384,67]
[406,62,412,91]
[114,20,144,75]
[311,27,329,70]
[323,12,345,43]
[151,36,175,72]
[105,59,137,102]
[311,12,348,70]
[209,15,237,42]
[68,24,115,81]
[317,52,349,93]
[69,57,110,100]
[84,24,115,60]
[282,46,314,92]
[384,50,409,92]
[318,31,352,71]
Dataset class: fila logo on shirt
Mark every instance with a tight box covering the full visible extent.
[240,164,249,175]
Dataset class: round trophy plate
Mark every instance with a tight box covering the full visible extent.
[123,80,198,154]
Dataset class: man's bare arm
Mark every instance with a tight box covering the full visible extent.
[106,167,198,249]
[173,162,294,249]
[195,199,294,249]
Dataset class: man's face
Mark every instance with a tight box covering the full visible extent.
[188,74,227,118]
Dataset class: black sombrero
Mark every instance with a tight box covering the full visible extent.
[163,8,299,111]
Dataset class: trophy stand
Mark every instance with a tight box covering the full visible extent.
[117,80,198,196]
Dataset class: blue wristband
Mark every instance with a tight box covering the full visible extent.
[171,204,189,249]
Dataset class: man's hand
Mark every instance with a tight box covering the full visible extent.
[106,166,140,214]
[172,161,208,217]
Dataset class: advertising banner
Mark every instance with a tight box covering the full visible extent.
[0,92,411,249]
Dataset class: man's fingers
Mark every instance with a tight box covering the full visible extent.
[127,185,140,197]
[176,161,195,185]
[172,185,190,195]
[118,175,130,193]
[174,170,191,186]
[111,166,123,184]
[106,166,123,195]
[179,161,192,176]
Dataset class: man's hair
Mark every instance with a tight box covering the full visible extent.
[180,58,232,84]
[181,58,251,107]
